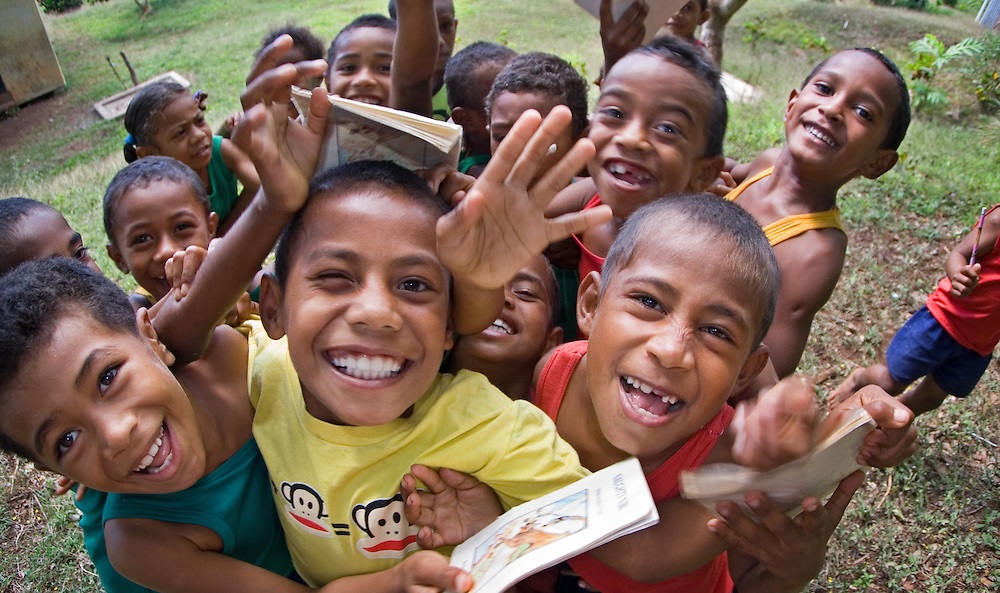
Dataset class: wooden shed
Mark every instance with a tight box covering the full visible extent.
[0,0,66,111]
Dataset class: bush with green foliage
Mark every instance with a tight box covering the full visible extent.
[37,0,83,14]
[906,33,983,110]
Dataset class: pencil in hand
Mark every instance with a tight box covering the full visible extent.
[970,206,987,266]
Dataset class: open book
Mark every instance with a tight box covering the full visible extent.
[575,0,687,44]
[680,406,876,515]
[291,88,462,172]
[448,458,658,593]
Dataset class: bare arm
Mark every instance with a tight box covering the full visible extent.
[390,0,437,116]
[944,207,1000,297]
[765,230,847,377]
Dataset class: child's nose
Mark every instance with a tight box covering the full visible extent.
[615,119,651,151]
[153,238,182,264]
[96,409,138,462]
[646,324,695,369]
[818,97,846,122]
[352,66,377,87]
[345,284,403,331]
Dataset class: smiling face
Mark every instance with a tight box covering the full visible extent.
[579,228,768,470]
[15,207,101,274]
[588,53,720,220]
[784,50,900,182]
[107,180,217,302]
[261,189,453,427]
[137,94,213,173]
[433,0,458,84]
[0,311,207,494]
[451,256,560,371]
[327,26,394,106]
[662,1,709,40]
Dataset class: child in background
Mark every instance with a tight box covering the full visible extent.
[444,41,517,176]
[406,194,916,593]
[725,48,910,378]
[103,157,219,310]
[255,25,325,87]
[829,204,1000,416]
[325,14,396,106]
[485,51,590,340]
[389,0,457,119]
[445,254,563,401]
[546,36,726,286]
[123,82,260,234]
[656,1,710,45]
[0,197,100,275]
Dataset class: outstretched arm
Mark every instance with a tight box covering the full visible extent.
[945,207,999,297]
[390,0,438,116]
[152,60,329,363]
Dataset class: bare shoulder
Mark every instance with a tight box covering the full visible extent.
[733,148,782,184]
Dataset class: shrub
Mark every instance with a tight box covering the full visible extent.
[37,0,84,13]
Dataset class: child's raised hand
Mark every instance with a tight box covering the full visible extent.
[232,60,329,216]
[401,464,502,549]
[949,262,981,297]
[53,475,86,501]
[600,0,648,72]
[830,384,916,468]
[712,471,864,592]
[436,106,612,291]
[731,376,820,471]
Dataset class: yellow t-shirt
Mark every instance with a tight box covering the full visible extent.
[246,322,589,586]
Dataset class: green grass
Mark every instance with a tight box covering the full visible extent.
[2,0,999,592]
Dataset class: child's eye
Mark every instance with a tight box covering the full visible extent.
[338,64,358,74]
[632,293,663,312]
[377,63,392,74]
[513,288,540,302]
[175,222,195,234]
[98,365,120,394]
[597,106,625,120]
[654,122,681,136]
[702,326,732,341]
[130,234,152,247]
[813,81,833,95]
[56,430,80,458]
[399,278,429,292]
[74,245,91,261]
[854,105,873,121]
[491,133,506,145]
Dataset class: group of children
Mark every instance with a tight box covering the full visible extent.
[5,0,996,591]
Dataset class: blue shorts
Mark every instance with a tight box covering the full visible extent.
[886,305,992,397]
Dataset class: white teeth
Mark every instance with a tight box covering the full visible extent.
[806,125,836,147]
[332,353,404,380]
[610,163,627,175]
[135,425,164,472]
[145,451,173,475]
[624,375,679,404]
[489,319,514,335]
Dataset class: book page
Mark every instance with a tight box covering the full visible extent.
[449,458,657,593]
[290,89,462,171]
[680,407,876,515]
[575,0,687,44]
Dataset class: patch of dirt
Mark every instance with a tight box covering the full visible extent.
[0,87,102,155]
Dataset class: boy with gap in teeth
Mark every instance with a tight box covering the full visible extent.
[545,35,727,291]
[723,48,911,379]
[156,58,613,586]
[0,61,480,593]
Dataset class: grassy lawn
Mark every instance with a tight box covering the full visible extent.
[1,0,998,591]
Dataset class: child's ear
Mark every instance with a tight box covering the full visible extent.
[783,88,800,122]
[450,106,468,128]
[136,308,176,367]
[577,271,602,338]
[859,149,899,180]
[107,243,130,274]
[543,325,564,354]
[206,211,219,238]
[687,154,725,192]
[733,343,770,395]
[258,273,288,340]
[135,144,156,159]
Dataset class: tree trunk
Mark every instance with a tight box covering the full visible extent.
[702,0,750,66]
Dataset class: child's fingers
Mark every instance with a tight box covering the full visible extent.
[544,205,613,245]
[530,137,595,208]
[304,86,331,137]
[478,110,543,186]
[244,34,295,88]
[435,191,485,250]
[818,471,864,528]
[507,106,575,189]
[409,464,447,494]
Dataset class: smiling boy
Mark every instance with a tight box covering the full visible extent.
[725,48,911,378]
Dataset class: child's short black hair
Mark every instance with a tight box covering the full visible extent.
[633,36,727,158]
[0,258,138,462]
[0,197,58,274]
[485,52,590,141]
[329,13,397,61]
[801,47,911,150]
[539,255,561,329]
[103,156,210,247]
[257,24,325,61]
[274,160,450,286]
[601,193,779,345]
[444,41,517,111]
[123,81,190,163]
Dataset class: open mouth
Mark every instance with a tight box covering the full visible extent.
[329,352,405,380]
[621,375,683,417]
[134,423,174,475]
[607,161,653,189]
[484,318,515,335]
[348,95,384,105]
[804,124,837,147]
